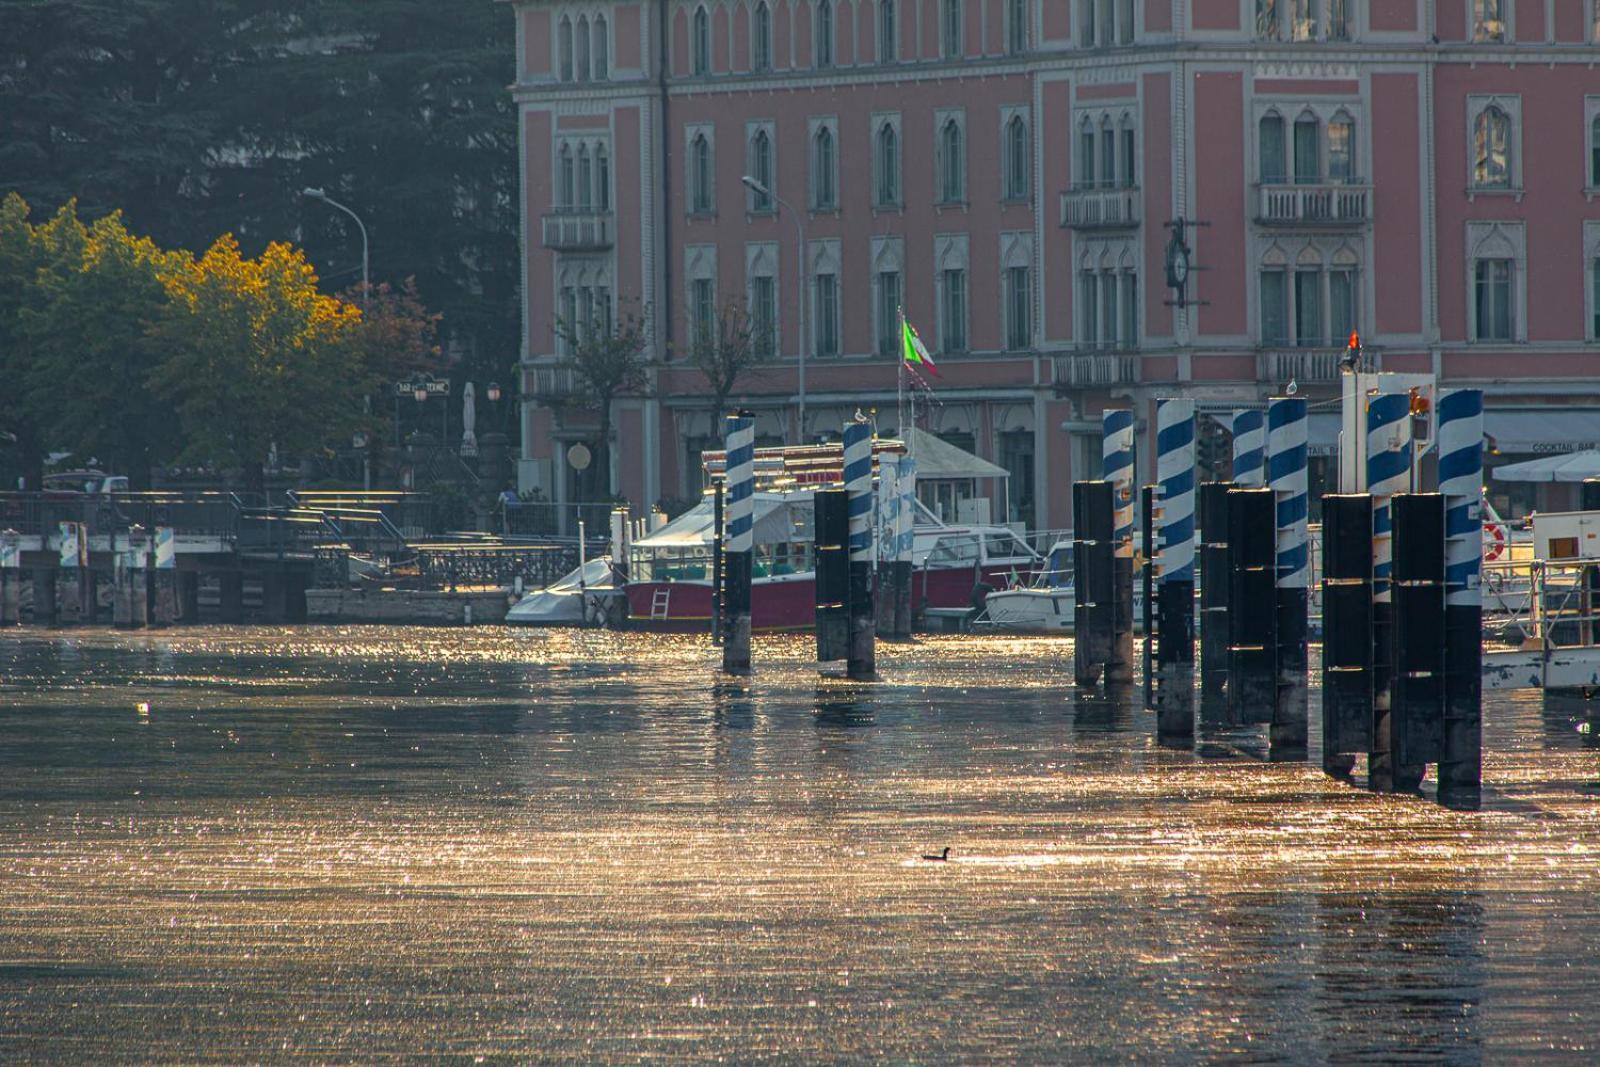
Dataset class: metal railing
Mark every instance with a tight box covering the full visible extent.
[1255,182,1369,225]
[1059,184,1141,229]
[0,491,242,539]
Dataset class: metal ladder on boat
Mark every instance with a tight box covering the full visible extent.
[650,587,671,621]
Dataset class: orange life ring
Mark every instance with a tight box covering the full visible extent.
[1484,522,1507,562]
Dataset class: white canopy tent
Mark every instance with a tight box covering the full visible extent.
[1490,450,1600,483]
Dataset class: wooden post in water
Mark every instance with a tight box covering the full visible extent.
[843,421,877,680]
[151,527,179,626]
[1390,492,1444,792]
[875,454,900,637]
[1072,480,1113,687]
[1141,485,1155,708]
[1197,482,1232,717]
[1267,397,1310,761]
[1155,398,1196,742]
[711,479,724,645]
[1103,410,1136,686]
[1437,389,1484,801]
[893,455,917,637]
[0,530,20,626]
[55,521,88,626]
[1227,488,1277,725]
[814,489,850,664]
[721,414,755,674]
[1320,494,1374,778]
[1366,390,1411,792]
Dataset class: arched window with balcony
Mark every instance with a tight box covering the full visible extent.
[877,122,900,206]
[693,6,711,74]
[1077,117,1095,187]
[1328,112,1355,182]
[1004,115,1029,200]
[1118,116,1137,188]
[558,16,574,81]
[558,144,575,208]
[594,16,609,79]
[1293,111,1320,183]
[1259,112,1287,183]
[939,118,964,202]
[577,146,592,210]
[596,146,610,210]
[576,17,591,81]
[1099,117,1115,186]
[1474,106,1511,188]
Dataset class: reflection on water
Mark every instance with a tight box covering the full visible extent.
[1,627,1598,1061]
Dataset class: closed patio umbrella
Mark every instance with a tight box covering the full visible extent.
[1490,450,1600,483]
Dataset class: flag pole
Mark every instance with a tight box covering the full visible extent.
[897,306,905,442]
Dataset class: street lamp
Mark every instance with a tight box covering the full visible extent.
[741,174,807,443]
[302,187,369,308]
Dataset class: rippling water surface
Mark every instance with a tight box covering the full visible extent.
[1,627,1598,1062]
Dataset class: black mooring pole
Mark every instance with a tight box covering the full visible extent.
[1320,494,1373,779]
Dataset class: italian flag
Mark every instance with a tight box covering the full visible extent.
[901,318,941,377]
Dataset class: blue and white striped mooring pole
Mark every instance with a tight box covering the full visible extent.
[843,420,877,678]
[1103,409,1136,684]
[1267,397,1310,759]
[1437,388,1484,796]
[1365,389,1413,791]
[1231,409,1265,488]
[722,414,756,673]
[1155,398,1197,737]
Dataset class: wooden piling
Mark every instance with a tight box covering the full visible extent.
[1072,480,1114,687]
[721,415,755,674]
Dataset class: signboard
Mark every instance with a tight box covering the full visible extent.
[0,531,19,570]
[394,378,451,398]
[58,522,85,569]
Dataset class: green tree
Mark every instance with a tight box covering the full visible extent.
[19,204,185,486]
[152,233,365,494]
[0,194,48,488]
[554,310,650,501]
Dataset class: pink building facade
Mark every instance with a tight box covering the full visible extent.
[512,0,1600,527]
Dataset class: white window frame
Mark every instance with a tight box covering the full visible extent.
[809,239,843,359]
[746,120,776,214]
[1586,96,1600,196]
[871,237,905,358]
[1465,221,1526,344]
[558,16,574,81]
[1252,100,1364,187]
[1466,95,1522,197]
[746,241,780,358]
[934,233,970,354]
[1005,0,1029,54]
[878,0,897,62]
[1585,222,1600,342]
[684,245,719,351]
[942,0,962,59]
[685,123,716,216]
[692,5,712,75]
[815,0,835,68]
[808,115,839,211]
[753,1,772,71]
[935,108,966,205]
[1000,105,1031,203]
[999,232,1035,352]
[1253,238,1361,348]
[872,112,902,209]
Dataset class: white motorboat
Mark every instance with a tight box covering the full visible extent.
[981,541,1076,632]
[505,557,622,626]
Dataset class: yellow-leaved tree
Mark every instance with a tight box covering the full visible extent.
[153,234,366,494]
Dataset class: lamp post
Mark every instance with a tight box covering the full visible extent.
[741,174,806,443]
[306,186,371,488]
[302,187,369,307]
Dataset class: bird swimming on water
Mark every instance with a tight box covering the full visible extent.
[921,847,950,862]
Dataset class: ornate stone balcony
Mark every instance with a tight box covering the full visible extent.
[1054,351,1138,388]
[1059,185,1141,230]
[1255,347,1379,384]
[1254,182,1369,226]
[541,210,614,251]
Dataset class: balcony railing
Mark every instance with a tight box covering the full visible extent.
[1059,184,1141,230]
[1054,352,1138,388]
[541,210,614,250]
[1255,347,1380,384]
[1255,182,1369,226]
[528,363,583,401]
